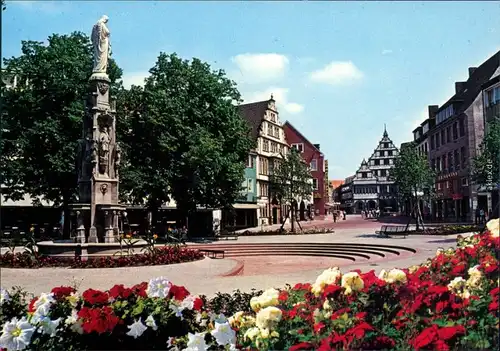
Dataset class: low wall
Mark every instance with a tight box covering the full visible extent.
[37,240,149,258]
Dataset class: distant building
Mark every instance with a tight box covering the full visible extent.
[283,121,327,218]
[342,127,399,214]
[237,96,289,226]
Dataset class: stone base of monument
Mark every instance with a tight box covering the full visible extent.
[36,240,149,259]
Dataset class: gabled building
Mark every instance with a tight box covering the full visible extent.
[283,121,327,218]
[237,96,289,225]
[346,128,399,214]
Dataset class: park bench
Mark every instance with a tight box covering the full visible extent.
[198,249,225,259]
[375,225,409,238]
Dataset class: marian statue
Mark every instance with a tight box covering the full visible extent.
[91,15,111,74]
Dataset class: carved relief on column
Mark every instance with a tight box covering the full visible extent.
[97,112,113,178]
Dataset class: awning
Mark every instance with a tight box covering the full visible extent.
[232,203,260,210]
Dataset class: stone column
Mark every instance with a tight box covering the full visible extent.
[75,211,86,243]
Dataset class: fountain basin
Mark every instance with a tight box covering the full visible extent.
[37,240,149,258]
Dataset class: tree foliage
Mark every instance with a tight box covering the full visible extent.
[269,148,313,232]
[1,32,122,234]
[121,53,254,223]
[391,143,436,198]
[472,119,500,188]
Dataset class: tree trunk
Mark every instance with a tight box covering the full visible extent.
[291,206,295,233]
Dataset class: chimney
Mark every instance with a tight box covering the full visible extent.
[313,143,320,150]
[455,81,466,94]
[428,105,439,119]
[468,67,477,77]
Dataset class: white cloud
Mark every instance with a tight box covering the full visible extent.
[309,61,364,85]
[243,87,304,115]
[121,72,148,88]
[231,53,289,84]
[382,49,393,55]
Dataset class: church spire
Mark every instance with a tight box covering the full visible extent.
[383,123,388,138]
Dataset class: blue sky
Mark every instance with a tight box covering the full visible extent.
[3,1,500,179]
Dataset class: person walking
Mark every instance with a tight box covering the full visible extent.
[479,208,485,224]
[475,208,480,225]
[333,211,338,223]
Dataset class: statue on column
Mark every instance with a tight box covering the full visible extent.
[98,127,110,176]
[91,15,111,75]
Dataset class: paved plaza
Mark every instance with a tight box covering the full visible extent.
[1,216,467,297]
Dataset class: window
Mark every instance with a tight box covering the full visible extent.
[436,133,440,148]
[431,158,436,171]
[312,178,318,190]
[291,143,304,153]
[362,173,367,179]
[267,123,272,136]
[461,177,468,186]
[436,104,455,124]
[486,86,500,106]
[446,126,451,143]
[270,112,276,123]
[247,179,253,192]
[442,155,447,173]
[259,158,269,175]
[271,142,277,153]
[262,140,269,152]
[448,152,453,172]
[388,150,393,156]
[430,135,435,150]
[441,130,446,146]
[453,122,458,140]
[384,159,390,165]
[384,143,389,148]
[459,117,465,137]
[310,159,318,171]
[374,159,380,166]
[380,169,387,177]
[274,126,280,138]
[460,146,466,168]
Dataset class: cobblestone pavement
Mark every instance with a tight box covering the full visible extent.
[0,215,469,297]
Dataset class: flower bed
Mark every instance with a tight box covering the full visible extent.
[238,226,333,236]
[0,219,498,350]
[412,224,482,236]
[0,246,204,269]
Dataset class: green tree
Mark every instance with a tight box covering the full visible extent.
[269,148,313,233]
[123,53,254,230]
[390,142,436,229]
[1,32,122,236]
[473,119,500,188]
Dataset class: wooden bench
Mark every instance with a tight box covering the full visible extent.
[198,249,225,259]
[375,225,408,238]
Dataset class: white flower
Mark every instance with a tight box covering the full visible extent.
[311,267,342,296]
[126,318,148,339]
[169,303,185,320]
[145,315,158,331]
[32,293,55,320]
[0,317,36,351]
[0,288,10,305]
[37,317,61,337]
[181,296,196,310]
[210,321,236,346]
[64,310,83,334]
[183,332,207,351]
[146,277,172,298]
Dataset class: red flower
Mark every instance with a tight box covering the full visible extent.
[51,286,76,300]
[108,284,133,300]
[313,322,325,334]
[290,342,315,350]
[346,321,374,339]
[169,285,190,301]
[355,312,367,320]
[82,289,110,305]
[278,290,289,302]
[131,282,148,298]
[412,325,438,349]
[78,306,120,334]
[193,297,203,311]
[437,325,465,340]
[322,284,342,298]
[28,297,38,313]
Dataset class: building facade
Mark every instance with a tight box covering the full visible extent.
[427,52,499,221]
[479,65,500,216]
[342,128,399,214]
[283,121,327,218]
[238,97,289,226]
[230,152,259,229]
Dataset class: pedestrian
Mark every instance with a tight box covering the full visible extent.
[479,208,485,224]
[333,211,338,223]
[475,208,480,225]
[343,210,346,220]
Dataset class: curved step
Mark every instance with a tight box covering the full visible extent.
[222,248,387,258]
[225,252,359,261]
